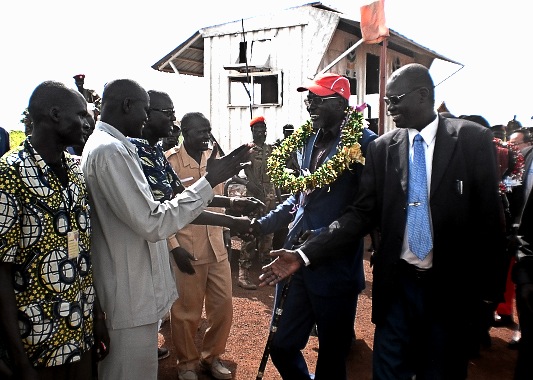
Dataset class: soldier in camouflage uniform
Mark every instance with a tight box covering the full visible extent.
[238,116,280,289]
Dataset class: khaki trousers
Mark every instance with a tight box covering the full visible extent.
[170,258,233,370]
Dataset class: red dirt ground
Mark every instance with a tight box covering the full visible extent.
[157,237,518,379]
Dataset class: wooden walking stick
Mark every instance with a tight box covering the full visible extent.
[256,276,292,380]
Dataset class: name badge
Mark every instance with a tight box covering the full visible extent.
[67,230,80,259]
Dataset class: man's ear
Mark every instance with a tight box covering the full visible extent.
[122,98,132,113]
[49,106,60,122]
[419,87,430,101]
[336,98,347,111]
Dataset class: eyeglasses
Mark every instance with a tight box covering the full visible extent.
[383,88,422,106]
[149,107,175,118]
[304,96,340,107]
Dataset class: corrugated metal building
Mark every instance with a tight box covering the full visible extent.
[152,2,459,150]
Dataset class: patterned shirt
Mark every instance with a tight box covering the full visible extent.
[0,138,94,368]
[129,138,182,202]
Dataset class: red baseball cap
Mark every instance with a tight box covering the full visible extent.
[297,73,350,100]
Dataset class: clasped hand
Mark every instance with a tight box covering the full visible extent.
[231,196,266,215]
[235,218,261,241]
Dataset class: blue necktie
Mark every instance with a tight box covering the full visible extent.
[407,134,432,260]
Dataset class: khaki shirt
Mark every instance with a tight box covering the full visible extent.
[165,145,227,265]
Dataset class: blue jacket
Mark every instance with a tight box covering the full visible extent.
[258,126,377,296]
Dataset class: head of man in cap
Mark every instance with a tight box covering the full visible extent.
[298,73,351,135]
[250,116,267,147]
[73,74,86,93]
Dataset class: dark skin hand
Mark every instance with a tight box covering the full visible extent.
[230,197,265,216]
[258,249,303,286]
[191,211,253,234]
[171,247,197,274]
[92,298,110,362]
[258,229,316,286]
[204,143,253,188]
[0,262,38,380]
[207,196,265,216]
[171,213,255,275]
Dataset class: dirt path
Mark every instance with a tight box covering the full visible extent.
[158,237,518,379]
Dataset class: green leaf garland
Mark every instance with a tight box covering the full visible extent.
[267,106,366,193]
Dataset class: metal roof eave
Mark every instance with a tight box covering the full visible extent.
[151,31,204,76]
[338,17,462,66]
[152,6,462,76]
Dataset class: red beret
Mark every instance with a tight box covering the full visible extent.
[250,116,266,127]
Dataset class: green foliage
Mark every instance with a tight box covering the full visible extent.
[9,130,26,149]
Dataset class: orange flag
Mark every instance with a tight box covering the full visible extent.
[360,0,389,44]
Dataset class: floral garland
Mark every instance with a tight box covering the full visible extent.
[267,105,366,193]
[493,137,525,194]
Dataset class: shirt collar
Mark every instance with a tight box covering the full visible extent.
[25,138,68,177]
[97,121,138,156]
[408,115,438,147]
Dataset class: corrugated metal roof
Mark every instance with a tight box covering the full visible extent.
[152,2,461,76]
[152,31,204,76]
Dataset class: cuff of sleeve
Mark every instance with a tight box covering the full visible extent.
[167,235,180,250]
[296,248,310,266]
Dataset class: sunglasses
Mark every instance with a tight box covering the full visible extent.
[149,107,175,118]
[304,96,340,107]
[383,88,422,106]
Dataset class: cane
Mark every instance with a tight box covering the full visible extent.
[256,276,292,380]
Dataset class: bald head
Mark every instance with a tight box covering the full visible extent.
[27,80,88,158]
[388,63,435,104]
[385,63,437,131]
[28,81,80,125]
[101,79,147,110]
[100,79,149,138]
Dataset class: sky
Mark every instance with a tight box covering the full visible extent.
[1,0,531,132]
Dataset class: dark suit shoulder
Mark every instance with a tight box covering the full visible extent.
[371,127,404,146]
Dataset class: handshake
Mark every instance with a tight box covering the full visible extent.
[224,196,264,240]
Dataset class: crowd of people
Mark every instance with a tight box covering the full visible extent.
[0,63,532,380]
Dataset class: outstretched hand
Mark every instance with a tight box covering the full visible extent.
[205,143,253,188]
[258,249,303,286]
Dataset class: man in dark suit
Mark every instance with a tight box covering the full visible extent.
[251,73,377,379]
[260,63,507,379]
[510,128,533,379]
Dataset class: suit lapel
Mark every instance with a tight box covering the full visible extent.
[389,128,409,195]
[430,117,458,198]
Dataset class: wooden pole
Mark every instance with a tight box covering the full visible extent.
[378,38,388,136]
[317,39,365,76]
